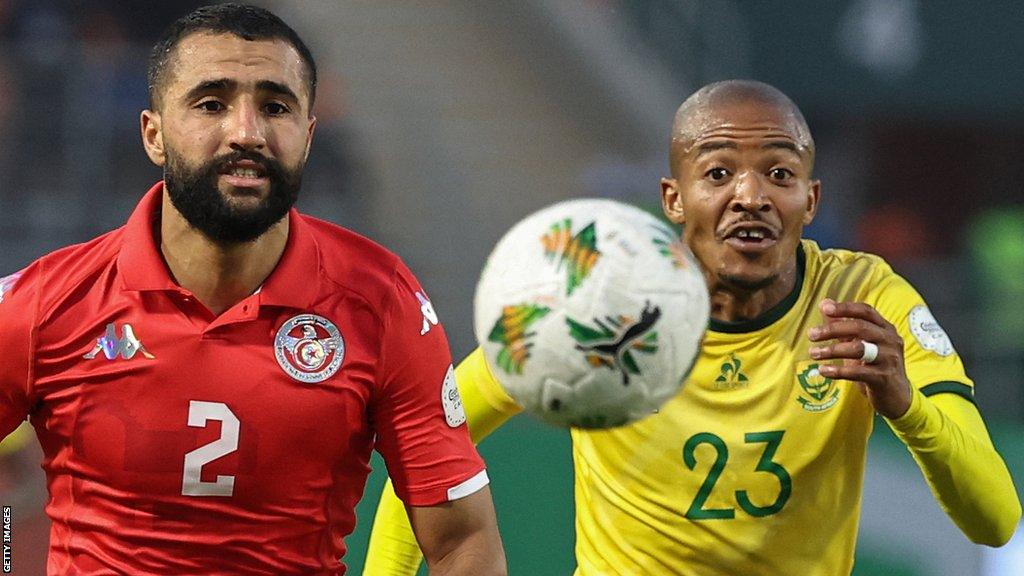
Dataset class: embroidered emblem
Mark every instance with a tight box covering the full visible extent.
[796,361,839,412]
[274,314,345,383]
[441,364,466,427]
[566,301,660,386]
[83,323,156,360]
[416,291,439,336]
[714,354,749,390]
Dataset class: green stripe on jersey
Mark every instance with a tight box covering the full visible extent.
[921,381,975,405]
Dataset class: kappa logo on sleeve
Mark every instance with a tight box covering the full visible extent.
[908,305,954,357]
[416,291,439,336]
[441,364,466,427]
[0,271,23,304]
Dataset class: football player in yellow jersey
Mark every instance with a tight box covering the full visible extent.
[364,80,1021,575]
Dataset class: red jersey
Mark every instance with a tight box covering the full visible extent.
[0,183,486,575]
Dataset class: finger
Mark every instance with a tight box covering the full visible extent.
[809,340,880,363]
[807,318,888,343]
[817,363,883,385]
[820,300,890,328]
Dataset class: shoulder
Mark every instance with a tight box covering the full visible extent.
[299,215,414,309]
[803,240,927,318]
[2,228,125,321]
[806,240,892,276]
[803,240,900,293]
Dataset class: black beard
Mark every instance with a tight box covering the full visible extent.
[163,149,302,246]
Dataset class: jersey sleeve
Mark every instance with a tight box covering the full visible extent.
[866,263,1021,545]
[0,265,39,440]
[364,347,521,575]
[864,265,973,397]
[372,263,487,507]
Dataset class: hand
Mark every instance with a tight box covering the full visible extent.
[807,299,912,419]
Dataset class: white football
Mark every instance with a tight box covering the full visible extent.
[473,198,709,429]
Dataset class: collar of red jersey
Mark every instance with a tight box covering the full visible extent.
[117,181,321,310]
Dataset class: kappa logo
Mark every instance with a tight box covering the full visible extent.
[0,271,23,304]
[541,218,601,296]
[796,361,839,412]
[566,301,660,386]
[416,291,439,336]
[487,303,551,375]
[83,323,155,360]
[274,314,344,383]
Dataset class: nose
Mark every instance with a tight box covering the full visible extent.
[225,100,267,152]
[729,171,770,213]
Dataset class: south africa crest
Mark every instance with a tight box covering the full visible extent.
[796,361,839,412]
[274,314,345,383]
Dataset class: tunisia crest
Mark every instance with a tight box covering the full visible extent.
[274,314,345,383]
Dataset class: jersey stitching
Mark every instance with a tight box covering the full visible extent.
[26,264,40,405]
[371,265,401,397]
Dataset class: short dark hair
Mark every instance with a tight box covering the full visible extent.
[147,3,317,110]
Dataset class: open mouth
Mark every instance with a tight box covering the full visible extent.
[219,160,268,186]
[721,223,778,251]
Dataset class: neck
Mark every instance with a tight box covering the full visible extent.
[707,256,799,324]
[159,193,289,316]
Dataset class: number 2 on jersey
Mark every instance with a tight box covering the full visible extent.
[683,430,791,519]
[182,401,239,497]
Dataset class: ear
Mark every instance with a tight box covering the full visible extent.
[303,115,317,163]
[140,109,166,167]
[802,179,821,226]
[661,178,685,225]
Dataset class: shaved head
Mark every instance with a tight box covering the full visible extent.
[670,80,815,176]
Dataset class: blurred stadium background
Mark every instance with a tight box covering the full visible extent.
[1,1,1022,574]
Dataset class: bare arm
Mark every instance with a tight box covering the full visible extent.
[364,348,521,575]
[408,486,507,576]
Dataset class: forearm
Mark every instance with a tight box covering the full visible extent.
[886,388,1021,546]
[364,479,424,576]
[426,532,507,576]
[365,347,517,574]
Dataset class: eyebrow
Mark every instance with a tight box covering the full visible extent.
[183,78,301,104]
[763,140,802,154]
[256,80,300,104]
[694,141,738,157]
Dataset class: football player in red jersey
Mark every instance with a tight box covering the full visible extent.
[0,4,505,575]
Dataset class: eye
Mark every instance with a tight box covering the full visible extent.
[264,102,290,115]
[705,167,729,182]
[196,100,224,113]
[769,168,793,182]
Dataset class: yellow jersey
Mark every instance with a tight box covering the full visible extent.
[364,240,1018,576]
[496,240,971,575]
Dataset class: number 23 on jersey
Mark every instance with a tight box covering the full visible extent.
[683,431,791,519]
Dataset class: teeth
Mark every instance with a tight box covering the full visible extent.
[229,168,260,178]
[735,229,767,240]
